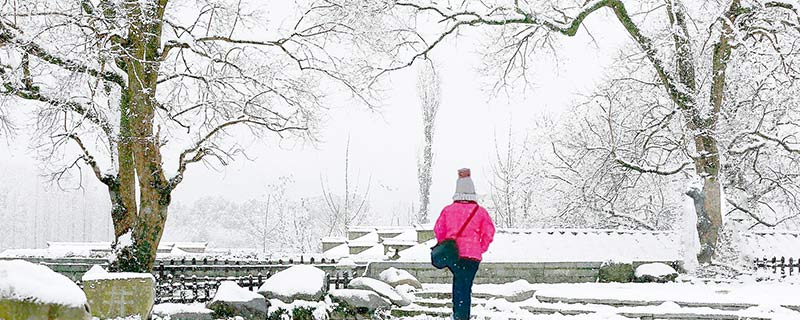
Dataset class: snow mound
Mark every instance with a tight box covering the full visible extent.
[348,277,410,306]
[635,263,677,278]
[152,302,212,315]
[258,265,326,302]
[0,259,87,307]
[379,267,421,288]
[212,281,264,302]
[81,264,155,282]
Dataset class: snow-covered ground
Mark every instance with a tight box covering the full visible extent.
[394,280,800,320]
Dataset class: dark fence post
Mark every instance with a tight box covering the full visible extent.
[179,275,187,304]
[772,256,777,274]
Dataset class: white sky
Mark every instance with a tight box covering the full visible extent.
[0,6,631,239]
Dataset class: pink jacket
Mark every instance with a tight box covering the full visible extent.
[433,201,496,261]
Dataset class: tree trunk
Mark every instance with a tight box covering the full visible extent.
[685,0,738,265]
[418,133,433,223]
[692,135,723,264]
[112,0,171,273]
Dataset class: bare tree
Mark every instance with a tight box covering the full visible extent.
[489,125,535,228]
[397,0,800,264]
[237,176,293,254]
[415,59,440,223]
[0,0,408,271]
[319,137,371,236]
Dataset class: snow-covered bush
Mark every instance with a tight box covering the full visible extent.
[634,263,679,283]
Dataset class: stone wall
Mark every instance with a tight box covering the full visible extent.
[365,261,679,284]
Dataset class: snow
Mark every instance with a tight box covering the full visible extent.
[0,259,87,307]
[379,267,417,285]
[399,229,682,262]
[211,281,263,302]
[395,284,417,301]
[352,244,385,260]
[351,231,380,244]
[321,237,347,243]
[268,298,332,319]
[528,282,800,307]
[422,280,535,298]
[1,242,111,259]
[477,279,534,297]
[740,231,800,259]
[337,257,357,267]
[634,263,677,278]
[348,277,408,304]
[117,231,133,249]
[323,243,350,259]
[81,264,155,282]
[152,302,212,315]
[258,265,326,297]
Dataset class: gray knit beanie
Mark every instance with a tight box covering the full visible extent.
[453,168,477,201]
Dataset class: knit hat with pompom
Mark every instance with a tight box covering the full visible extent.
[453,168,477,201]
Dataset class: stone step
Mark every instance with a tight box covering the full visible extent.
[536,295,761,312]
[390,305,450,318]
[414,298,489,308]
[392,302,774,320]
[519,304,772,320]
[414,290,535,303]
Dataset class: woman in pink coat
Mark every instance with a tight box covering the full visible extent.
[433,168,495,320]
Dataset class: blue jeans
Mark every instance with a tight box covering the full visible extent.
[450,258,480,320]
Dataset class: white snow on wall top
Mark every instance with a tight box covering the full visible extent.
[398,228,683,263]
[740,231,800,259]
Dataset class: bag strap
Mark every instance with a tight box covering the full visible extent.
[454,204,480,238]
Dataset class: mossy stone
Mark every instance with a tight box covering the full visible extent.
[598,262,634,283]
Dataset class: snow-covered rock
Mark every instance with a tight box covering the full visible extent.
[258,265,326,303]
[347,277,411,306]
[634,263,678,283]
[379,267,422,289]
[152,303,213,320]
[394,284,417,302]
[329,289,391,312]
[207,281,268,320]
[81,264,155,319]
[0,260,91,320]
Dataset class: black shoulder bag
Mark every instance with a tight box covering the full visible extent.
[430,205,479,269]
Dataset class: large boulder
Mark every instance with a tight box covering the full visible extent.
[598,261,634,283]
[258,265,326,303]
[153,302,213,320]
[0,260,91,320]
[329,289,391,313]
[207,281,268,320]
[634,263,679,283]
[378,267,422,289]
[81,265,155,319]
[347,277,410,307]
